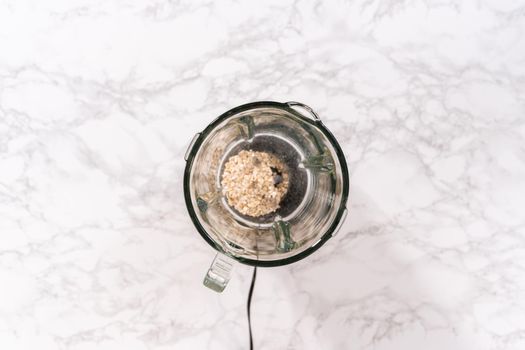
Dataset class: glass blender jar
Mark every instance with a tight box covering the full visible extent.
[184,101,349,292]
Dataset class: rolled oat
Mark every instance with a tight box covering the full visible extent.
[221,150,289,217]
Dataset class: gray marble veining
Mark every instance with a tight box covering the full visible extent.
[1,0,525,349]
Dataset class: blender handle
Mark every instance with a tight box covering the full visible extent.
[203,252,236,292]
[286,101,321,122]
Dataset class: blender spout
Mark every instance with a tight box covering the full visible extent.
[286,101,321,122]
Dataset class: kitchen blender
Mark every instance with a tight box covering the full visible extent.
[183,101,349,292]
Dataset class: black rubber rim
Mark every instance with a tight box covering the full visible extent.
[183,101,349,267]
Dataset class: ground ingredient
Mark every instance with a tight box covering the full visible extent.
[221,150,289,217]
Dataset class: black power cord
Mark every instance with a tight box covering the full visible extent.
[247,267,257,350]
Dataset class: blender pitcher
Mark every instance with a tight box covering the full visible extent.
[183,101,349,292]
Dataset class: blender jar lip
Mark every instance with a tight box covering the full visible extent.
[183,101,350,267]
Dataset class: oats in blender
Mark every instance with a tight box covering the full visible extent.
[221,150,289,217]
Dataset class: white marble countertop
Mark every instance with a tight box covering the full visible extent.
[1,0,525,349]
